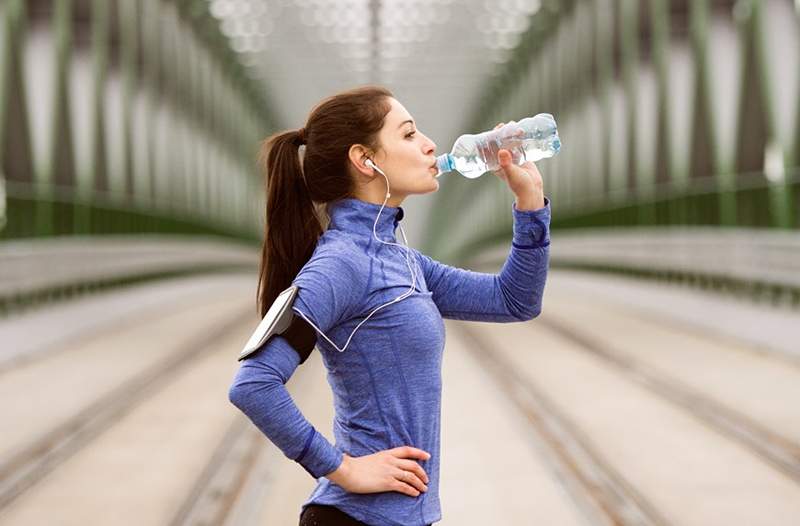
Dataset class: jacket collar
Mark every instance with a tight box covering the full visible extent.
[327,197,405,241]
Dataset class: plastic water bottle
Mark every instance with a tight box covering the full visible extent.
[434,113,561,179]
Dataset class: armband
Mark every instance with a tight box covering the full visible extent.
[238,285,316,364]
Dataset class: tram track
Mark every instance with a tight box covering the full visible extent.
[458,323,670,526]
[0,305,252,511]
[0,274,254,375]
[533,314,800,486]
[168,417,265,526]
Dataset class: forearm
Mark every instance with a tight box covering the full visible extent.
[228,336,342,479]
[414,198,551,322]
[498,197,551,319]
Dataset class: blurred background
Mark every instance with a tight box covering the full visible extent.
[1,0,799,524]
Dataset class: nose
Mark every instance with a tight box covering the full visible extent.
[423,133,436,154]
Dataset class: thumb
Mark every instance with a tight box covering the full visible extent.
[498,149,512,168]
[497,150,513,175]
[498,149,515,180]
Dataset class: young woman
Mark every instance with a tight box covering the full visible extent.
[228,85,550,526]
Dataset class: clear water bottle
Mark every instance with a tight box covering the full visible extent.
[434,113,561,179]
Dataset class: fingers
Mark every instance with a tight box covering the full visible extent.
[384,446,431,497]
[393,468,428,495]
[389,446,431,461]
[391,478,424,497]
[394,458,430,484]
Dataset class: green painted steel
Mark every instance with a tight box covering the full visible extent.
[0,0,275,242]
[421,0,800,263]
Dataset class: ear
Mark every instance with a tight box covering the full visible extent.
[348,144,374,178]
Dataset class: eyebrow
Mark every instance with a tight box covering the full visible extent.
[397,119,415,129]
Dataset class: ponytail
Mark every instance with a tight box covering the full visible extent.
[257,129,322,317]
[256,85,394,318]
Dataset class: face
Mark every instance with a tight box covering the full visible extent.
[351,98,438,202]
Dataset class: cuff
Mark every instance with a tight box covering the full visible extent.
[295,427,344,479]
[512,197,551,248]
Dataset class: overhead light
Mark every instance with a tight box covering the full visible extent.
[764,140,785,183]
[220,17,237,38]
[210,0,233,19]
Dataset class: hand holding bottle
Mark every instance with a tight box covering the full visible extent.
[325,446,431,497]
[491,122,546,211]
[434,113,560,179]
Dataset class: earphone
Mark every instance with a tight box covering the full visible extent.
[292,157,419,353]
[364,159,390,199]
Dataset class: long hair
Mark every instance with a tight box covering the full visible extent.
[257,85,394,317]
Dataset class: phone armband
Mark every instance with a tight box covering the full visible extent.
[238,285,316,364]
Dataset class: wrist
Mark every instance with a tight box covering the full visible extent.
[515,189,545,211]
[326,453,350,483]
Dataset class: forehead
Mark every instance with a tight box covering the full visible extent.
[386,98,414,126]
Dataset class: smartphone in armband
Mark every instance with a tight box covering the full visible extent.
[238,285,299,361]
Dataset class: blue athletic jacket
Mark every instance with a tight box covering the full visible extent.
[228,196,551,526]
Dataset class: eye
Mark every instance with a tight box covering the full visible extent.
[405,131,416,139]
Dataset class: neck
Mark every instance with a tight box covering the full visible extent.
[327,196,405,241]
[353,179,406,208]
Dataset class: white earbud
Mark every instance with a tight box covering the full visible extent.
[365,158,390,199]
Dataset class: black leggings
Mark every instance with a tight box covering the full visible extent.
[299,504,367,525]
[299,504,433,526]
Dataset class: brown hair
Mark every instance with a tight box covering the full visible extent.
[256,85,394,317]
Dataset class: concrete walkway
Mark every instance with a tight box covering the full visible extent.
[1,271,798,525]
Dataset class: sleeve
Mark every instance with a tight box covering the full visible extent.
[289,249,367,344]
[413,197,551,322]
[228,248,366,480]
[228,334,343,479]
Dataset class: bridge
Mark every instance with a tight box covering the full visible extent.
[1,1,798,524]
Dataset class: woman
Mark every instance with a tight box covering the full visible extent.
[228,85,550,526]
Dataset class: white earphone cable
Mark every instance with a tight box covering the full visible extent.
[293,159,418,353]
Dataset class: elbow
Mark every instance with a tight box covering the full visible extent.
[228,374,260,413]
[228,358,288,412]
[519,304,542,321]
[228,382,248,411]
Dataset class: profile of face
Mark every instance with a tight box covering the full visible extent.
[348,97,438,206]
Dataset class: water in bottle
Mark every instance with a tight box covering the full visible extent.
[434,113,561,179]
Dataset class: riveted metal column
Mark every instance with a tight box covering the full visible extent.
[693,0,733,226]
[0,1,7,233]
[621,0,638,200]
[141,0,158,206]
[686,0,718,226]
[3,0,35,238]
[184,31,200,219]
[90,0,109,197]
[594,0,613,208]
[649,0,672,225]
[734,0,772,226]
[794,2,800,227]
[757,0,796,229]
[51,0,76,190]
[572,1,592,212]
[1,0,33,188]
[119,0,138,205]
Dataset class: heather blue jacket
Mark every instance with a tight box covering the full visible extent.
[228,196,550,526]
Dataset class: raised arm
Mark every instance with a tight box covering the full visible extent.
[413,198,550,322]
